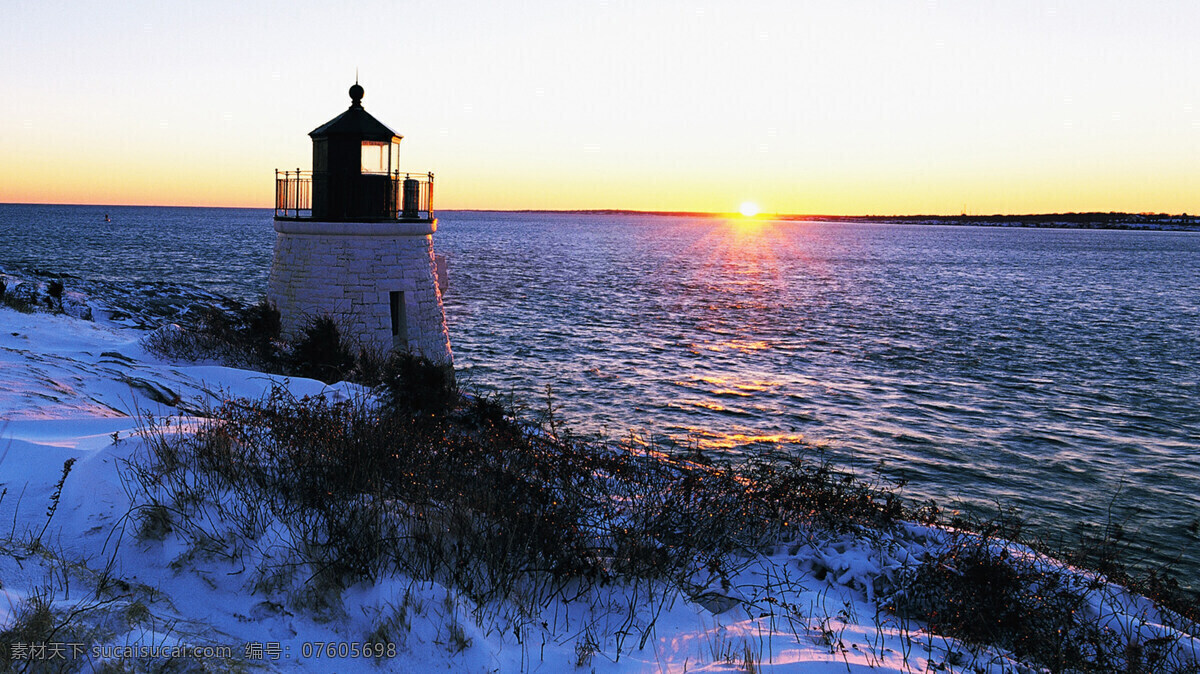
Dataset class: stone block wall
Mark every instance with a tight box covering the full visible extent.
[267,219,452,364]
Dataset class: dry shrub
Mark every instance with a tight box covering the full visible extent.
[894,516,1200,673]
[124,352,1197,667]
[133,368,910,617]
[142,299,281,370]
[287,316,354,383]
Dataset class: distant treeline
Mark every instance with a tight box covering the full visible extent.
[450,209,1199,230]
[800,212,1200,230]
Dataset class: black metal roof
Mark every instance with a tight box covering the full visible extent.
[309,84,401,142]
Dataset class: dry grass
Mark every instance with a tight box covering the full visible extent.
[129,305,1200,672]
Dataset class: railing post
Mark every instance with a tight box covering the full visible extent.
[393,169,400,219]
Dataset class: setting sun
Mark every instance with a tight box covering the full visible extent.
[739,202,760,217]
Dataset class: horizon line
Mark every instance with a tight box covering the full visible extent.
[1,201,1195,221]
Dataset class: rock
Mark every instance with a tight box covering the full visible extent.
[62,291,93,321]
[9,280,41,304]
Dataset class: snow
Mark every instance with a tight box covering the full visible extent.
[1,303,1196,672]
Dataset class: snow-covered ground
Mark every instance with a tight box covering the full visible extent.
[1,296,1196,672]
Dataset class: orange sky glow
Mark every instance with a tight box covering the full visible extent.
[1,1,1197,215]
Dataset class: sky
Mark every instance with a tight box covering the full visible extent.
[1,0,1197,215]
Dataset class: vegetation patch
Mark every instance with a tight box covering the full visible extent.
[891,516,1199,673]
[286,316,355,383]
[143,299,391,386]
[118,344,1200,671]
[143,299,282,370]
[123,353,911,643]
[126,303,1200,671]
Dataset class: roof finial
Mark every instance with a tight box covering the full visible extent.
[349,74,364,108]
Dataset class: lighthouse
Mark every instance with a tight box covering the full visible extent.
[268,82,451,364]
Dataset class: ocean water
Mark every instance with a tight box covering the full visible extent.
[2,204,1198,582]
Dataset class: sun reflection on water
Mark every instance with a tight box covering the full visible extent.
[692,339,772,353]
[674,428,819,452]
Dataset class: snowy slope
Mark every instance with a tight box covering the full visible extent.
[1,304,1196,673]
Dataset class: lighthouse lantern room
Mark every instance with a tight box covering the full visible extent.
[268,83,451,364]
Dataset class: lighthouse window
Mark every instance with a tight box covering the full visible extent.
[390,291,408,349]
[361,141,388,174]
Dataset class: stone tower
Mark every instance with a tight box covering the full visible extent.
[268,83,451,364]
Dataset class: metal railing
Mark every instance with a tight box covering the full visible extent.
[275,169,312,218]
[275,170,435,221]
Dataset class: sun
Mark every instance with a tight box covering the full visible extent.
[738,201,760,217]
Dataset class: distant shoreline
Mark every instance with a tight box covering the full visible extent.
[457,208,1200,230]
[3,202,1198,231]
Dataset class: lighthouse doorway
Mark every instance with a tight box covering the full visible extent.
[389,291,408,349]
